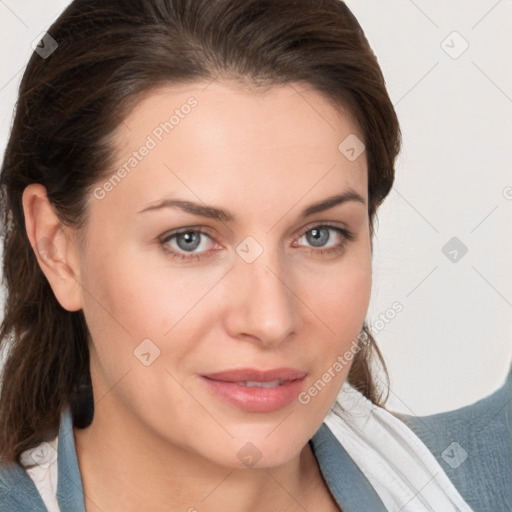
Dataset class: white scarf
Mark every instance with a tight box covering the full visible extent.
[324,381,475,511]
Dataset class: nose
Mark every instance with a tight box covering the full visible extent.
[223,244,300,348]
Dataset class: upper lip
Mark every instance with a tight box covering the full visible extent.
[202,367,307,383]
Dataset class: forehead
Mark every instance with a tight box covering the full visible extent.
[97,80,368,219]
[118,80,363,151]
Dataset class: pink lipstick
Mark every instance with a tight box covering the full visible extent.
[200,367,307,412]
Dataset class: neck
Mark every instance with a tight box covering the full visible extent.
[73,402,323,512]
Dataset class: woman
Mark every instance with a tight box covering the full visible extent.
[0,1,510,511]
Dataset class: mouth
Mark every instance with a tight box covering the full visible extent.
[199,368,307,412]
[228,379,287,388]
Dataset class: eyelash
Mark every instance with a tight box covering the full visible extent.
[159,224,356,262]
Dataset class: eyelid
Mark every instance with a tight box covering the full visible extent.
[297,220,351,237]
[159,225,216,242]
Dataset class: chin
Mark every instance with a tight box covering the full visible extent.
[202,432,308,470]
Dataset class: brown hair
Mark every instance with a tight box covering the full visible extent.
[0,0,400,466]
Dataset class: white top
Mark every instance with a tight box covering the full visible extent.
[19,436,60,512]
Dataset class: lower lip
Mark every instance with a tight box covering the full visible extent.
[200,376,307,412]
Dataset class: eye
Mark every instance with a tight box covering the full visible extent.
[160,228,217,261]
[294,224,355,255]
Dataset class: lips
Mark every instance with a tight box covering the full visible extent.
[200,367,308,412]
[202,367,307,383]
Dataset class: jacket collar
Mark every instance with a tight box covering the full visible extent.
[309,423,388,511]
[0,407,86,512]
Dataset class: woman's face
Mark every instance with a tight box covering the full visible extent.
[76,80,371,468]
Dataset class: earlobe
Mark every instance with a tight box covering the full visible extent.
[22,183,83,312]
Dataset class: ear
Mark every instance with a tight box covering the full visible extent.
[22,183,83,312]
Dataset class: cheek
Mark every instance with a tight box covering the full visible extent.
[323,260,371,304]
[78,242,211,417]
[297,246,372,392]
[301,246,372,336]
[78,238,226,374]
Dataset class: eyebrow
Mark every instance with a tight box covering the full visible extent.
[137,189,366,222]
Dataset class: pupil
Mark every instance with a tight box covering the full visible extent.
[308,228,329,247]
[178,232,200,251]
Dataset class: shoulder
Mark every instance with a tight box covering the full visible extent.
[0,413,65,511]
[0,457,49,511]
[391,367,512,512]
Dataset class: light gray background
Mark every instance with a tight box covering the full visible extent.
[0,0,511,415]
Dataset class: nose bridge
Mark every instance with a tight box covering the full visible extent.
[225,235,298,345]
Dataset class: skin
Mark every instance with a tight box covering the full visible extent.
[23,80,371,512]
